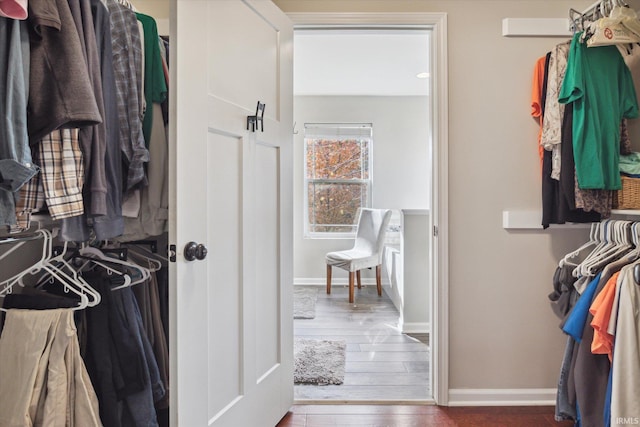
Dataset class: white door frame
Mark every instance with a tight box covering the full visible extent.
[286,12,449,406]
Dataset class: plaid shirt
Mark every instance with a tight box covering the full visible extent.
[11,170,45,233]
[105,0,149,192]
[11,148,45,233]
[38,129,85,220]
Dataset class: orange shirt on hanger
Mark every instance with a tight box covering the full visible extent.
[589,271,620,362]
[531,55,547,166]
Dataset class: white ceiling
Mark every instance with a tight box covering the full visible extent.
[293,29,431,97]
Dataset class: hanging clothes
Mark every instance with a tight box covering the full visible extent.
[105,0,149,194]
[0,309,102,426]
[531,53,547,167]
[550,221,640,426]
[81,269,164,427]
[87,0,125,241]
[559,32,639,190]
[541,41,570,181]
[119,11,169,241]
[135,12,167,148]
[27,0,102,141]
[531,22,640,227]
[534,48,602,228]
[610,264,640,426]
[60,0,127,242]
[0,17,39,227]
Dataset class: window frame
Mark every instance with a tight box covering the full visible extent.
[303,123,373,239]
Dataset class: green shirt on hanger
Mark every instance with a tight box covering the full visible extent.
[559,32,639,190]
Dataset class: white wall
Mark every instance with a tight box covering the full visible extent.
[400,209,430,333]
[293,95,430,281]
[276,0,607,394]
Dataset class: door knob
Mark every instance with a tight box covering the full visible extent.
[184,242,208,261]
[195,243,208,260]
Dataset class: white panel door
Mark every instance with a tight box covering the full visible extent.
[171,1,293,426]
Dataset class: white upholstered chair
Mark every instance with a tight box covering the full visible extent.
[325,208,392,303]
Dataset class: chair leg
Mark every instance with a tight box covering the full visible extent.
[376,264,382,296]
[326,265,332,295]
[348,271,355,303]
[356,270,362,289]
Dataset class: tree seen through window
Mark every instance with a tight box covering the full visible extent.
[304,124,372,234]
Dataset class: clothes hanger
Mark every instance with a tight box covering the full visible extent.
[26,229,97,307]
[0,230,89,311]
[580,220,634,276]
[573,220,613,277]
[72,247,134,288]
[569,8,585,33]
[560,222,599,267]
[613,2,640,40]
[33,239,102,307]
[76,246,150,289]
[585,0,640,46]
[125,245,165,272]
[0,229,49,293]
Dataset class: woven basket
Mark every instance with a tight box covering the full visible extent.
[614,176,640,209]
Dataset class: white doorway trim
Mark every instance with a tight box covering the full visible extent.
[286,12,449,406]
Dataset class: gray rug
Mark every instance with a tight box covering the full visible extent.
[293,286,318,319]
[294,338,346,385]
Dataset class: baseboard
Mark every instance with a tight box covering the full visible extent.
[447,388,556,406]
[400,322,431,334]
[294,278,378,286]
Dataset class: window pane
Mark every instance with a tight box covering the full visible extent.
[307,182,368,233]
[305,138,370,180]
[303,123,372,235]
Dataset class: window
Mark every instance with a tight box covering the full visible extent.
[304,123,373,236]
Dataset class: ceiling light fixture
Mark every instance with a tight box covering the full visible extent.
[416,72,430,79]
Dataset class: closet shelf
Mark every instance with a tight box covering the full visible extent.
[502,209,640,230]
[501,18,572,37]
[611,209,640,217]
[502,210,591,229]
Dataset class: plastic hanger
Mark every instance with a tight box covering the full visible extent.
[73,247,133,288]
[579,220,634,276]
[573,220,614,277]
[34,239,102,307]
[0,230,50,292]
[26,229,96,307]
[125,245,164,272]
[586,1,640,46]
[76,246,150,289]
[0,230,89,311]
[615,3,640,40]
[560,222,599,267]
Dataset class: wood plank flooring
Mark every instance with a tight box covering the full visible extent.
[276,405,575,426]
[294,285,430,402]
[288,286,572,426]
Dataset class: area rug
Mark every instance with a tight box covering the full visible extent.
[294,338,346,385]
[293,286,318,319]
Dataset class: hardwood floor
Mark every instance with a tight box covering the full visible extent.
[294,284,430,402]
[276,405,575,426]
[289,286,572,426]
